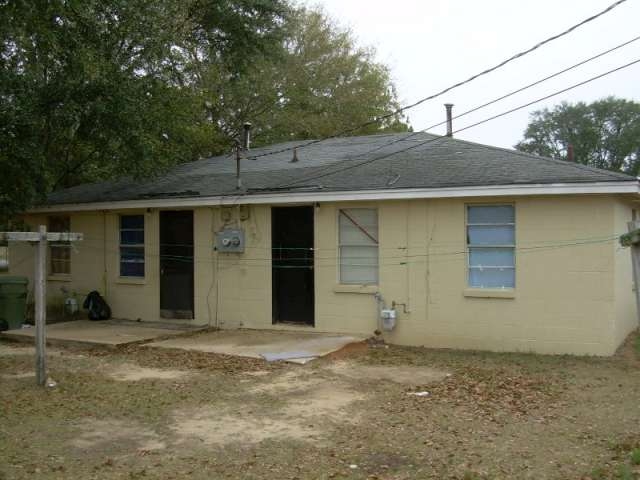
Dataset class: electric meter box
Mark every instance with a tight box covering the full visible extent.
[215,229,245,253]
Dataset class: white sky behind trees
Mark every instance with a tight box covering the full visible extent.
[303,0,640,149]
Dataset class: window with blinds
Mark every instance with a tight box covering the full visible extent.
[49,216,71,275]
[120,215,145,277]
[467,205,515,289]
[339,209,379,285]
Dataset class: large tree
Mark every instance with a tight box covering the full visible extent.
[516,97,640,174]
[0,0,289,221]
[0,2,409,223]
[199,7,410,147]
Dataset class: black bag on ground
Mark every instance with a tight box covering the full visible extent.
[83,291,111,321]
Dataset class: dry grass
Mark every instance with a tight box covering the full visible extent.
[1,331,640,479]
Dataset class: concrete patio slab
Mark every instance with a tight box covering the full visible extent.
[1,320,203,348]
[145,329,367,363]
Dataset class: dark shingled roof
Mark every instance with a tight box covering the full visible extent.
[46,132,635,205]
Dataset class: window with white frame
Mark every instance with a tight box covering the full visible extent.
[339,208,379,284]
[120,215,145,277]
[466,205,515,289]
[0,243,8,272]
[49,216,71,275]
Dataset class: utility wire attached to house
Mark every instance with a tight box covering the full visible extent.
[69,231,624,268]
[245,0,629,162]
[276,57,640,189]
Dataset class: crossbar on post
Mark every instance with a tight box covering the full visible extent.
[1,226,83,386]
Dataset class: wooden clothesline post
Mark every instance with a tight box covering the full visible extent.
[1,226,83,386]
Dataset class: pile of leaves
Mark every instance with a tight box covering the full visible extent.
[112,344,284,375]
[410,367,562,418]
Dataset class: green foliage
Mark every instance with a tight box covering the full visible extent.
[196,7,410,147]
[1,1,408,222]
[616,464,634,480]
[516,97,640,174]
[630,448,640,465]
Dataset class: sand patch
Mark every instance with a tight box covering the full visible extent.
[72,419,165,452]
[327,361,450,385]
[171,410,318,445]
[248,369,321,394]
[108,363,189,382]
[243,370,272,377]
[1,372,35,379]
[284,385,364,420]
[0,345,67,357]
[171,373,363,445]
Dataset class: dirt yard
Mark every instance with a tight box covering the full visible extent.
[1,333,640,480]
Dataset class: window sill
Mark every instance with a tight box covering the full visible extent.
[48,274,72,282]
[463,288,515,299]
[333,284,378,294]
[116,277,146,285]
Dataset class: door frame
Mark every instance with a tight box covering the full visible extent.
[159,209,195,320]
[271,205,316,326]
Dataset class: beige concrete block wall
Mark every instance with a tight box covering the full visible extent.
[227,195,622,355]
[2,209,212,327]
[412,195,618,355]
[3,194,634,355]
[214,205,272,329]
[613,200,638,348]
[1,212,106,312]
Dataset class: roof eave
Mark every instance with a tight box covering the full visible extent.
[28,180,640,214]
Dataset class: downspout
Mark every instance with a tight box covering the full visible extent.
[404,202,412,313]
[102,211,108,296]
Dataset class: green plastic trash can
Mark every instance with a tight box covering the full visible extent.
[0,276,29,330]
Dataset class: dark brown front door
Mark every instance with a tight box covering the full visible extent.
[272,206,315,326]
[160,210,194,319]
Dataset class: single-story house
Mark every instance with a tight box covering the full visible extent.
[4,132,639,355]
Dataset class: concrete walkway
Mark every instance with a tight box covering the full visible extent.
[146,329,367,364]
[1,320,202,348]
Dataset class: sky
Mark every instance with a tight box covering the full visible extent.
[301,0,640,149]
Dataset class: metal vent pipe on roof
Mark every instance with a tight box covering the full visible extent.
[235,139,242,190]
[444,104,454,137]
[242,122,252,150]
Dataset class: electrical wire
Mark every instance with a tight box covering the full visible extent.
[332,34,640,162]
[31,231,626,270]
[278,57,640,188]
[245,0,629,161]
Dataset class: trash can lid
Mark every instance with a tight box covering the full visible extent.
[0,276,29,285]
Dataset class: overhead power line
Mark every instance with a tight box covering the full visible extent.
[246,0,629,161]
[278,57,640,188]
[345,34,640,160]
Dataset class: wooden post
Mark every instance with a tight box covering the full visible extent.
[1,229,82,386]
[35,225,47,386]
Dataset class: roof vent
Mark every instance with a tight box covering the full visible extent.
[444,104,454,137]
[242,122,252,150]
[290,147,299,163]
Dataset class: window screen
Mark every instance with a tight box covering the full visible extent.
[0,244,8,272]
[339,209,378,284]
[120,215,145,277]
[467,205,515,289]
[49,216,71,275]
